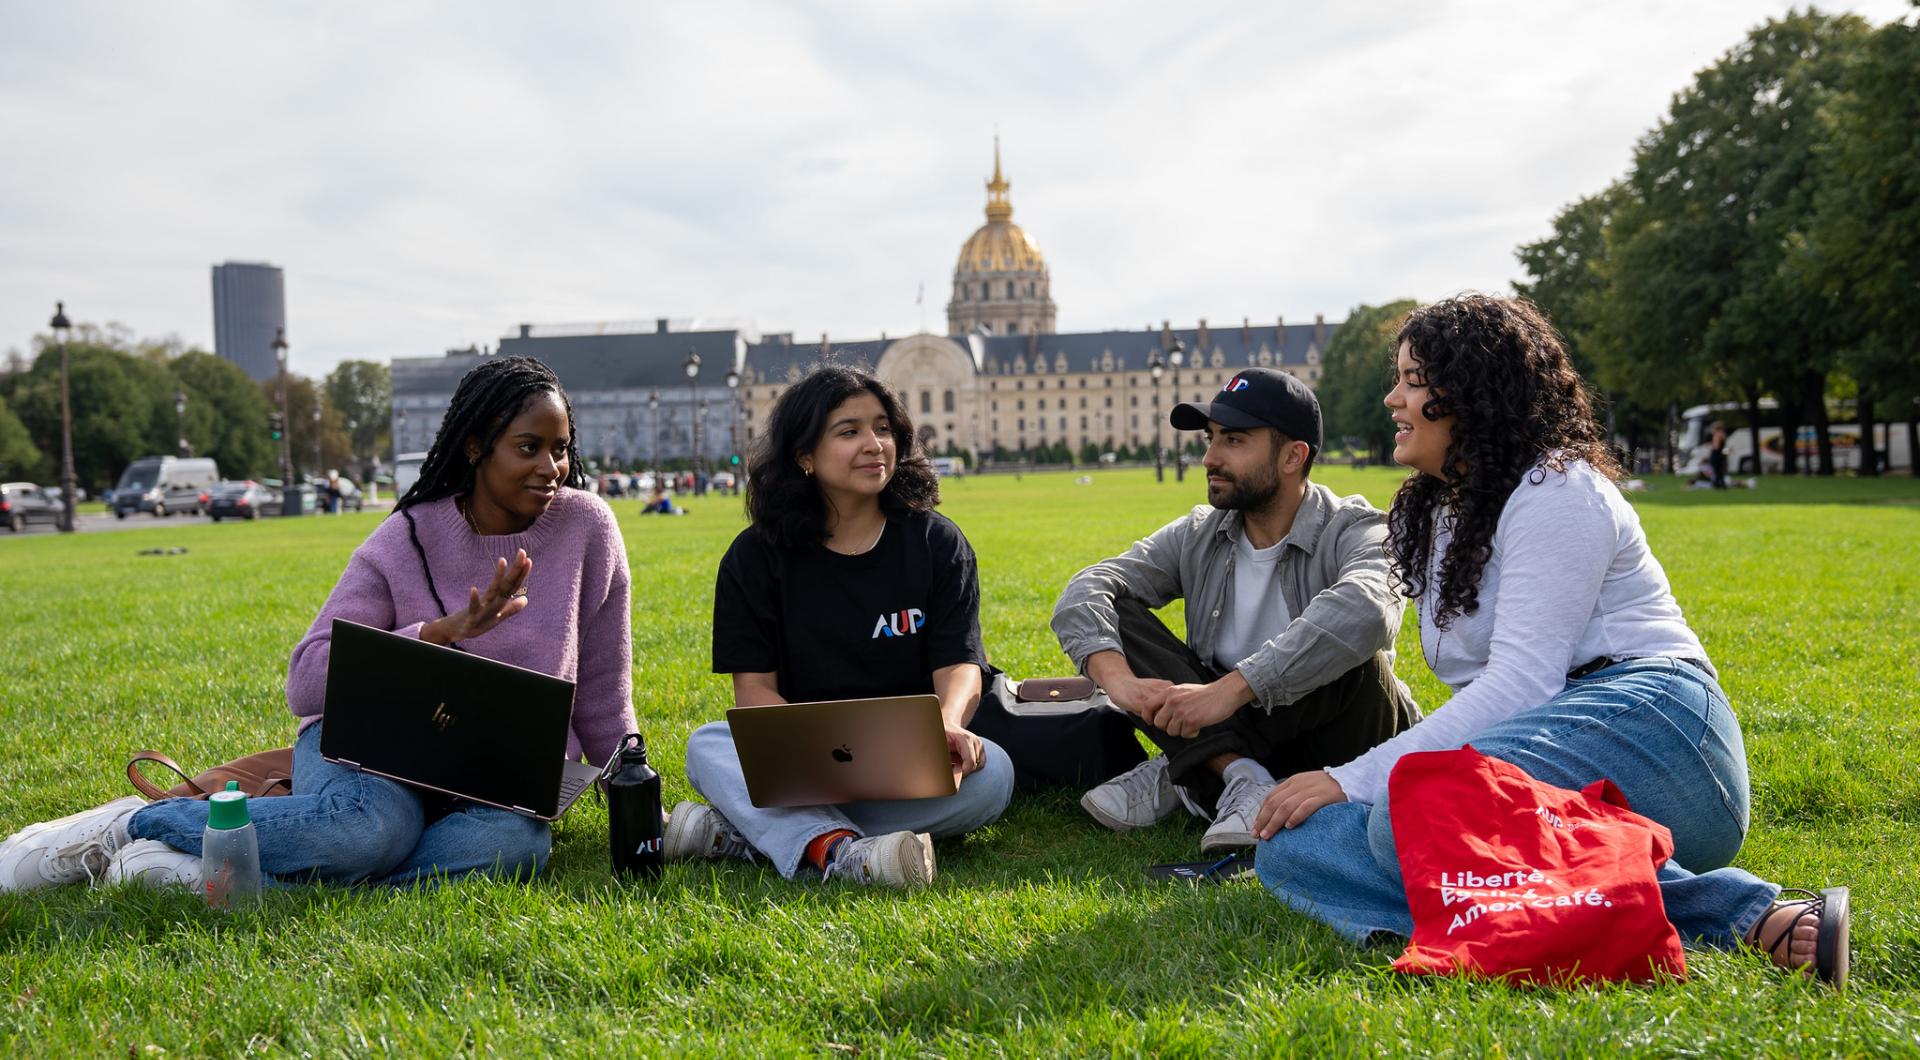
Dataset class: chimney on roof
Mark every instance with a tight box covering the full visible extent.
[656,318,669,334]
[1197,318,1210,352]
[1027,331,1038,356]
[1160,320,1172,350]
[1241,317,1250,345]
[517,323,531,339]
[1276,315,1286,348]
[820,332,830,358]
[782,334,791,348]
[1314,313,1327,347]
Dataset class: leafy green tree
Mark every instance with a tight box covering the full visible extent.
[5,341,175,492]
[1316,300,1416,463]
[0,394,44,480]
[325,360,392,475]
[169,351,276,478]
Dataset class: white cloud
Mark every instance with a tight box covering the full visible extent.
[0,0,1909,376]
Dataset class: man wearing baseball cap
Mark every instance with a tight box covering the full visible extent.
[1051,367,1420,852]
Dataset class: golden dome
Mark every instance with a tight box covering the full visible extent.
[955,139,1048,275]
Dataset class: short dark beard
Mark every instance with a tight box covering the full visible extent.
[1208,458,1282,512]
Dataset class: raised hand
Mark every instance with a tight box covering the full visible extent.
[423,549,533,645]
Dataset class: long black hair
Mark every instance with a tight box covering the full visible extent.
[745,364,939,548]
[1388,295,1620,629]
[396,356,587,511]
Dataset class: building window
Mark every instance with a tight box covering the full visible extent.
[1079,397,1087,409]
[1058,417,1067,431]
[1104,396,1113,408]
[1007,281,1016,298]
[1028,281,1036,296]
[981,282,990,300]
[991,400,999,412]
[1018,418,1026,431]
[1130,395,1138,407]
[1080,416,1088,429]
[1015,380,1024,391]
[920,391,932,414]
[1079,378,1087,388]
[1017,399,1025,411]
[943,389,955,413]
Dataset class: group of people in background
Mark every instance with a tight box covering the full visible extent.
[0,294,1847,988]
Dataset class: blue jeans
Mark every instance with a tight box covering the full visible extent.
[683,720,1015,879]
[1256,658,1781,949]
[127,723,552,886]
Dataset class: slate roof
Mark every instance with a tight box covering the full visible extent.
[392,328,748,398]
[969,323,1334,376]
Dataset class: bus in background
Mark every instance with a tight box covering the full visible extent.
[1679,401,1912,476]
[393,452,427,500]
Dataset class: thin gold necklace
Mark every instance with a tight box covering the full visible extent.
[828,519,886,556]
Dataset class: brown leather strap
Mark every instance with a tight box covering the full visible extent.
[127,750,205,801]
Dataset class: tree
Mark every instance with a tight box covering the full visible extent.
[1607,11,1872,474]
[325,360,392,476]
[0,394,43,481]
[266,376,355,481]
[1809,12,1920,475]
[1316,300,1417,463]
[2,340,179,492]
[169,351,277,479]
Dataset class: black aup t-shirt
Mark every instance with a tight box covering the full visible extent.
[711,511,985,703]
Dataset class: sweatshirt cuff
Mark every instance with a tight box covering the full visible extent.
[1324,763,1374,806]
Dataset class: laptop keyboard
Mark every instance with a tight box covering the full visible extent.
[558,773,592,804]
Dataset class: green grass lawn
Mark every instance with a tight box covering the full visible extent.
[3,467,1917,1056]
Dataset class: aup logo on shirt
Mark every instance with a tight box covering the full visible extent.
[871,608,927,639]
[1222,375,1252,393]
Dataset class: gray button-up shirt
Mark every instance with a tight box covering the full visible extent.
[1050,483,1412,713]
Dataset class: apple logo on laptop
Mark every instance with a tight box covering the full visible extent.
[832,745,854,763]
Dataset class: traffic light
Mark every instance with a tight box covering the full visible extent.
[729,453,740,467]
[270,414,283,441]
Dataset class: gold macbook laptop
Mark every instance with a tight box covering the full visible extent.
[724,694,958,808]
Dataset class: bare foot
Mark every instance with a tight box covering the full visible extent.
[1747,897,1822,974]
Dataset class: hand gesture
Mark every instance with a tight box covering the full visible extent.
[1252,770,1347,838]
[424,549,532,646]
[945,724,986,787]
[1142,671,1251,737]
[1106,674,1174,719]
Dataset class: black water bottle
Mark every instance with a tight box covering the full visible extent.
[607,733,664,879]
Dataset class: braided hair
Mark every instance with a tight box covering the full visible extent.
[1387,295,1620,630]
[396,356,587,511]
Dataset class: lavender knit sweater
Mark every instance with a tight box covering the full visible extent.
[285,487,635,767]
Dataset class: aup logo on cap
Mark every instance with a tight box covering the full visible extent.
[1222,375,1251,393]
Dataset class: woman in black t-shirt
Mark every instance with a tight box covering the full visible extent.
[667,365,1013,887]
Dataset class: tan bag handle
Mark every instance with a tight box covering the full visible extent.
[127,750,203,800]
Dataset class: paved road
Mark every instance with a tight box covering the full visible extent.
[2,504,393,537]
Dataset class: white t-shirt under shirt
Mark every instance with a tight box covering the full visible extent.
[1212,533,1293,674]
[1325,459,1713,806]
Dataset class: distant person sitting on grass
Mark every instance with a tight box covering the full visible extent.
[641,485,681,515]
[0,356,635,893]
[1051,367,1420,854]
[1251,295,1851,987]
[665,365,1014,887]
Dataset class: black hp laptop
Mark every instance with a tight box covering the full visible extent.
[321,619,602,820]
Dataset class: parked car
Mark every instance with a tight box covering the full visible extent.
[207,481,280,522]
[113,456,219,518]
[0,482,62,532]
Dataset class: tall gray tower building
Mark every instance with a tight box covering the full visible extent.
[211,261,287,381]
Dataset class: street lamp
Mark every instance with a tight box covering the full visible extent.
[52,302,75,533]
[647,388,660,480]
[1169,339,1187,483]
[312,400,322,480]
[725,366,741,481]
[273,327,291,488]
[1149,350,1166,483]
[175,390,190,457]
[683,348,701,478]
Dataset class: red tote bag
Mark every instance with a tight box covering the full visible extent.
[1387,746,1686,985]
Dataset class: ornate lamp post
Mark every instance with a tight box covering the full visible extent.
[683,348,701,477]
[52,302,75,533]
[647,388,660,479]
[1169,339,1187,483]
[273,327,292,488]
[725,366,741,478]
[311,400,322,479]
[175,390,190,457]
[1149,350,1166,483]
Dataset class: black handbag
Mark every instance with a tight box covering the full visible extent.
[967,667,1147,793]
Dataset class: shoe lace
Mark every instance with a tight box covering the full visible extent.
[708,816,756,863]
[1217,774,1270,818]
[45,836,112,884]
[1115,758,1170,802]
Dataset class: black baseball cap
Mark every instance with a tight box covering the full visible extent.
[1170,367,1323,453]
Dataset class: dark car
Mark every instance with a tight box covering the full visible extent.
[0,482,63,532]
[207,481,279,522]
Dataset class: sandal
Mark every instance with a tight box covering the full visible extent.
[1754,886,1850,990]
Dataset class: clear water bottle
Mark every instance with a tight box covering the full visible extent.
[607,733,663,879]
[203,781,262,909]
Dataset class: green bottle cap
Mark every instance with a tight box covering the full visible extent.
[207,780,251,830]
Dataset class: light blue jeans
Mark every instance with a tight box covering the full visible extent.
[1256,657,1781,949]
[127,722,551,886]
[683,720,1016,879]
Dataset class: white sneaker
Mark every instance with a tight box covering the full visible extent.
[1200,774,1275,853]
[106,839,204,891]
[663,801,756,863]
[1080,756,1180,831]
[0,796,144,892]
[823,831,934,888]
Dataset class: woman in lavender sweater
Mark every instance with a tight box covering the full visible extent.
[0,357,634,891]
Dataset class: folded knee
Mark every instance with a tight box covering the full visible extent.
[307,788,425,881]
[682,721,737,792]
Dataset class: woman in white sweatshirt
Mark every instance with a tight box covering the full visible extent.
[1250,294,1849,988]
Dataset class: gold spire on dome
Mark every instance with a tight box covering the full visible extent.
[985,135,1013,223]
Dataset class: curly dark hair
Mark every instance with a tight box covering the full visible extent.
[1388,295,1620,629]
[745,364,940,548]
[396,356,587,511]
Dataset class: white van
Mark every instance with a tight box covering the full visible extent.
[929,456,965,479]
[1679,402,1911,475]
[113,456,220,518]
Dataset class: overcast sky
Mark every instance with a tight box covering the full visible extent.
[1,1,1910,377]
